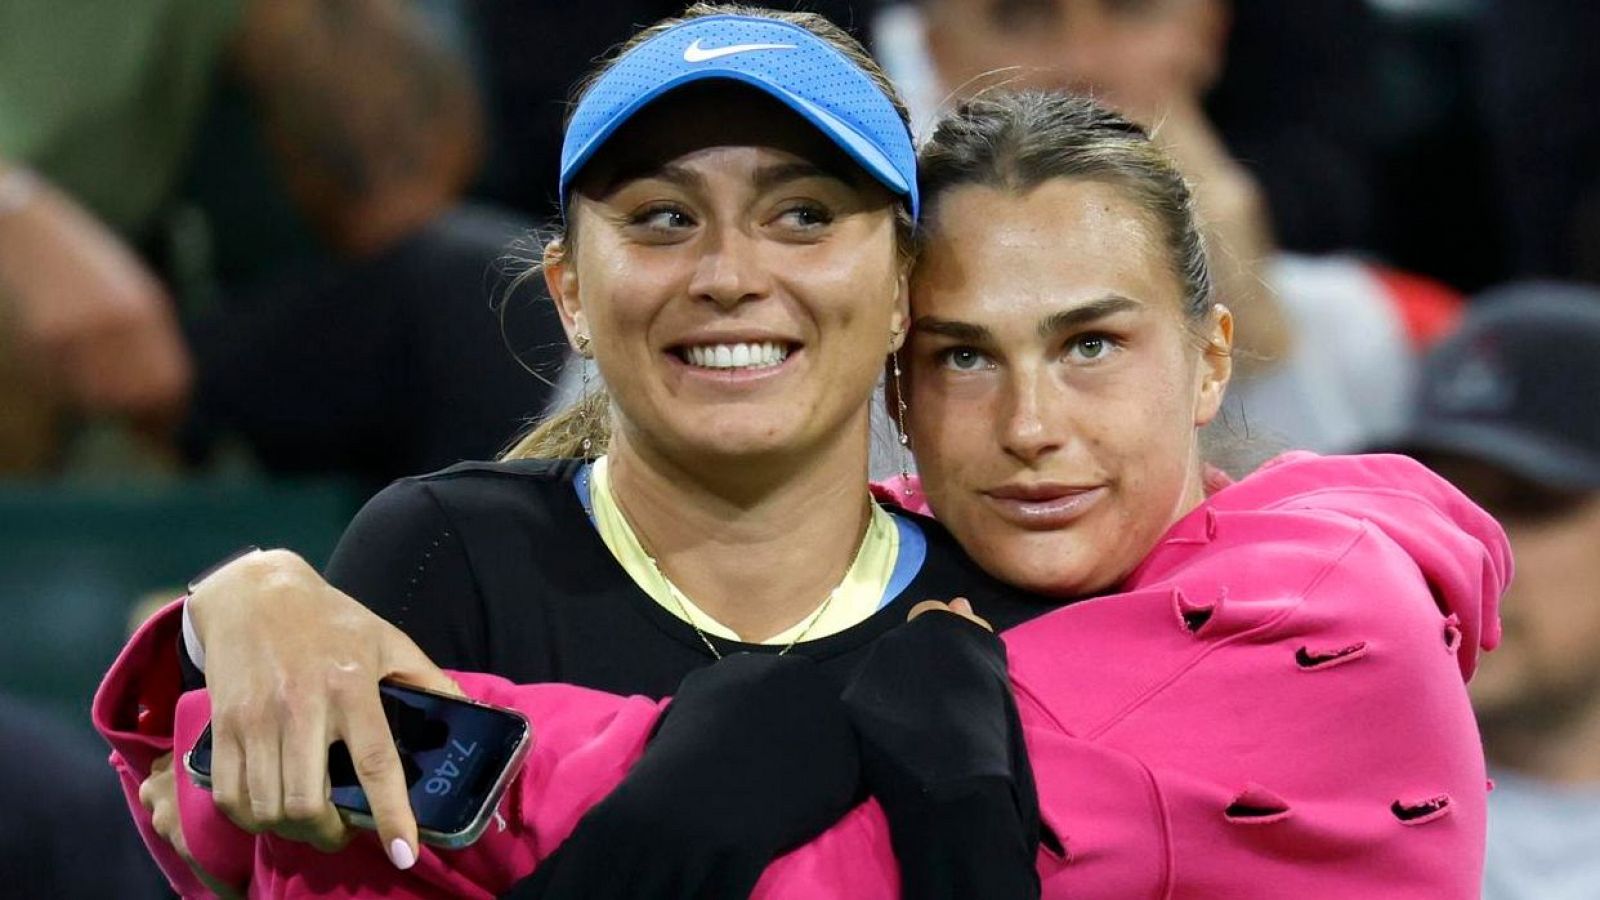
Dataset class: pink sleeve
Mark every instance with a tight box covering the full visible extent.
[91,599,254,897]
[246,674,671,898]
[93,604,676,898]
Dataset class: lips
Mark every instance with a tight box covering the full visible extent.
[981,483,1108,530]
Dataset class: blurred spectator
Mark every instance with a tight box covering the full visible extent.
[0,693,167,898]
[872,0,1464,456]
[0,0,564,484]
[876,0,1291,368]
[1393,284,1600,900]
[877,0,1386,254]
[1476,0,1600,285]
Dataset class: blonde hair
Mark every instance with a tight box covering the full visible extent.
[502,3,913,461]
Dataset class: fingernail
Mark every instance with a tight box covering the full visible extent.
[388,838,416,870]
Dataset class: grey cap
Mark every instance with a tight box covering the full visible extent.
[1391,282,1600,490]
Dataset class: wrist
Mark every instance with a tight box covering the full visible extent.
[185,545,262,649]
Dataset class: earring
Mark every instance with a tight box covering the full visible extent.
[574,333,595,459]
[891,349,912,495]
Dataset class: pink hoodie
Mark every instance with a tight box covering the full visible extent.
[95,452,1508,898]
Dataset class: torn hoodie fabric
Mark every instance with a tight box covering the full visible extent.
[94,452,1507,898]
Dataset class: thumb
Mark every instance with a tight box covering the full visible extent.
[949,597,974,616]
[381,629,465,698]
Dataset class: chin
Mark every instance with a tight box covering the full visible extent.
[971,529,1115,599]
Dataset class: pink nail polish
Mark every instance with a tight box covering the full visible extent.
[388,838,416,870]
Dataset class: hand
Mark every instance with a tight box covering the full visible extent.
[187,549,464,868]
[140,752,245,899]
[0,170,192,430]
[908,596,993,632]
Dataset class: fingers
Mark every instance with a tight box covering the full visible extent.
[907,597,995,632]
[243,726,285,826]
[383,629,466,699]
[140,753,192,859]
[335,681,418,869]
[210,729,261,834]
[278,704,351,852]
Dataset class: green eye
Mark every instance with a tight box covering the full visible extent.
[942,347,991,371]
[1067,333,1119,361]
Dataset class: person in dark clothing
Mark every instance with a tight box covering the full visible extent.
[0,694,168,899]
[116,6,1048,897]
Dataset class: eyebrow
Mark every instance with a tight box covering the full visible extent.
[912,317,993,343]
[912,295,1142,343]
[597,160,856,200]
[1035,296,1141,339]
[752,161,858,192]
[595,162,705,198]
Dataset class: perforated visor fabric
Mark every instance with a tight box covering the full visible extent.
[559,14,918,217]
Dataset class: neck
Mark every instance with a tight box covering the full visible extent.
[605,420,874,642]
[1484,697,1600,785]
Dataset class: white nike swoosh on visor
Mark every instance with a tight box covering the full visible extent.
[682,38,797,63]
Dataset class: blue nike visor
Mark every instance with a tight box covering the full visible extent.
[558,14,919,220]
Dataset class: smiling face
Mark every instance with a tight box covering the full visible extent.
[546,85,909,474]
[906,178,1230,596]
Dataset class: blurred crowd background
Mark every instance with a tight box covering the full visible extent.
[2,0,1597,895]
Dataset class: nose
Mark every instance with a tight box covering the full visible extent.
[998,365,1066,465]
[687,223,770,309]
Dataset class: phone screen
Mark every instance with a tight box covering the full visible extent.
[188,681,530,839]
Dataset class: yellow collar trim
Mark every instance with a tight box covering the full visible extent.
[589,455,899,644]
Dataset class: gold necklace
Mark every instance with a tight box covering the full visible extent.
[653,557,839,660]
[605,475,841,660]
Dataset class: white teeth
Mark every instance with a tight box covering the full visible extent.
[682,342,789,370]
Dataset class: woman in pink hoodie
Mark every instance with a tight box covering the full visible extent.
[98,46,1507,900]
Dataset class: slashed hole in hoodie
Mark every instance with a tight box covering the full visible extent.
[1173,588,1217,635]
[1224,784,1292,824]
[1443,618,1463,654]
[1040,824,1068,861]
[1392,794,1452,825]
[1294,641,1369,671]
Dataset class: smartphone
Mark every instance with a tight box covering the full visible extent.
[185,680,532,849]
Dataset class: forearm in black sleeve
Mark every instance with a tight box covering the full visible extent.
[843,613,1043,900]
[504,653,862,900]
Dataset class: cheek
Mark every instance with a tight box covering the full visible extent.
[906,379,990,480]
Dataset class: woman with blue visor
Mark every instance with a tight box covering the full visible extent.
[101,5,1052,897]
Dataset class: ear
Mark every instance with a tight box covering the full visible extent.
[889,268,911,353]
[542,238,587,350]
[1193,303,1233,427]
[1189,0,1232,92]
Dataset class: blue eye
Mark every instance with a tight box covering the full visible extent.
[941,347,992,371]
